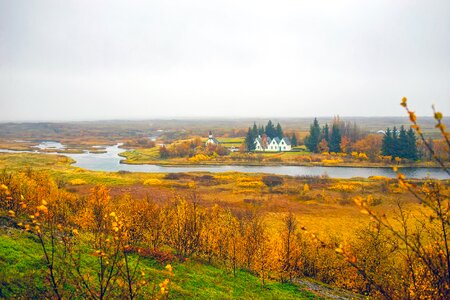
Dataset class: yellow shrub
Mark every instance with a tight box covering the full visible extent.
[213,174,234,181]
[236,176,264,188]
[237,176,258,182]
[237,181,264,188]
[329,183,357,193]
[358,152,368,159]
[369,176,389,181]
[303,183,310,192]
[143,178,163,186]
[188,154,211,163]
[322,158,344,164]
[187,181,196,189]
[69,178,86,185]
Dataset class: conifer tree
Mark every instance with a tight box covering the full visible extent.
[305,118,321,153]
[381,128,393,157]
[381,127,418,161]
[245,127,256,151]
[398,125,408,158]
[265,120,276,139]
[252,123,258,137]
[392,126,399,158]
[322,124,329,142]
[406,127,418,161]
[258,125,265,136]
[291,133,298,147]
[329,123,342,153]
[276,123,283,139]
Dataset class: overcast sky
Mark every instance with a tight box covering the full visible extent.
[0,0,449,121]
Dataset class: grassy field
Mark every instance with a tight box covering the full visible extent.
[0,151,435,239]
[0,229,317,299]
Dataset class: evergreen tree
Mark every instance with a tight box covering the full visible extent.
[258,125,265,136]
[276,123,283,139]
[398,126,408,159]
[329,123,342,153]
[321,124,329,142]
[265,120,276,139]
[252,123,258,137]
[245,127,256,151]
[381,126,418,160]
[291,133,298,147]
[305,118,321,153]
[407,127,418,161]
[382,128,393,156]
[392,126,399,158]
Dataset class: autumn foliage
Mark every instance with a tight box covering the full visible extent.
[0,98,449,299]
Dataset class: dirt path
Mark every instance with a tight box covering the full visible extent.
[294,278,365,299]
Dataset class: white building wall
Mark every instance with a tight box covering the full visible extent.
[268,141,279,152]
[279,140,292,151]
[253,138,291,152]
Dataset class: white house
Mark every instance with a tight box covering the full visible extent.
[268,137,281,151]
[205,131,220,146]
[255,136,268,151]
[254,135,291,152]
[278,138,291,151]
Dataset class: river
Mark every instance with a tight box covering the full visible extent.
[0,142,448,179]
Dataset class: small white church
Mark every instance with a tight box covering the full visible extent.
[205,131,220,146]
[254,135,292,152]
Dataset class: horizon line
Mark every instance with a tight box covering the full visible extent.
[0,115,443,124]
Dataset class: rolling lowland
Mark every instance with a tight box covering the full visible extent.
[0,115,449,299]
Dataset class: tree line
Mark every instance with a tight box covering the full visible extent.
[244,121,298,151]
[159,138,229,159]
[304,118,422,162]
[381,126,418,161]
[304,118,342,153]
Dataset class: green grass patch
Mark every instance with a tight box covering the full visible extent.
[0,228,318,299]
[170,261,317,299]
[0,152,74,171]
[0,230,47,298]
[217,137,244,143]
[120,147,160,164]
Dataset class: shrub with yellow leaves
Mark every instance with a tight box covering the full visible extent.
[321,158,344,164]
[346,98,450,298]
[329,183,357,193]
[69,178,86,185]
[143,178,163,186]
[188,153,211,163]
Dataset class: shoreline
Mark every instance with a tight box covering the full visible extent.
[118,156,444,169]
[0,147,445,169]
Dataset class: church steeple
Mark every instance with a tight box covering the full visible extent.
[209,131,213,138]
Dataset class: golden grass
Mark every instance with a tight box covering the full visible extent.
[0,151,445,242]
